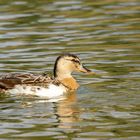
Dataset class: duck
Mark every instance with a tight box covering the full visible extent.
[0,54,92,98]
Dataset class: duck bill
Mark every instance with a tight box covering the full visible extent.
[78,65,91,73]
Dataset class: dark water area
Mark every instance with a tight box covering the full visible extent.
[0,0,140,139]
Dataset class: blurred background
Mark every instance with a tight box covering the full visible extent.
[0,0,140,140]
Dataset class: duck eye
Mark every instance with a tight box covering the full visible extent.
[71,59,80,64]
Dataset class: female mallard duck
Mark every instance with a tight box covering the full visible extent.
[0,54,92,98]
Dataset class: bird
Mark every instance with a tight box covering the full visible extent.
[0,54,92,98]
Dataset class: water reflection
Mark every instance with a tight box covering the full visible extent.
[55,92,79,129]
[19,92,79,130]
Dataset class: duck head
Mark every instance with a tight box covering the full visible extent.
[54,54,91,80]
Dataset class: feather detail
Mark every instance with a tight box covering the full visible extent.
[0,73,53,90]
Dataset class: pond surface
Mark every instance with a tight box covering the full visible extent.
[0,0,140,139]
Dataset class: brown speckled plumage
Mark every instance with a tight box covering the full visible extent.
[0,73,61,93]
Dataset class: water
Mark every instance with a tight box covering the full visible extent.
[0,0,140,139]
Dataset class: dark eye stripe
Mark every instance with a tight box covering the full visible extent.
[71,59,80,64]
[66,58,80,64]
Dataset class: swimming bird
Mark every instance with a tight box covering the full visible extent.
[0,54,92,98]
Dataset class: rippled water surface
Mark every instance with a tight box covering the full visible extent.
[0,0,140,139]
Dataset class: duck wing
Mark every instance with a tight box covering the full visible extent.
[0,73,53,90]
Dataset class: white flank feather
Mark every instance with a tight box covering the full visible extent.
[8,84,67,98]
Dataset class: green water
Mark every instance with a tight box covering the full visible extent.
[0,0,140,139]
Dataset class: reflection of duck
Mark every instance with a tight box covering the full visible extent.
[0,54,92,98]
[55,92,79,129]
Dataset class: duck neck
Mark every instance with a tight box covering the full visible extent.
[54,73,79,90]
